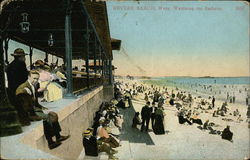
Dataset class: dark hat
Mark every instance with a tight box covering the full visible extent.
[11,48,28,56]
[48,111,58,122]
[34,60,44,67]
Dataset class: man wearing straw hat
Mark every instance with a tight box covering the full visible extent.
[7,48,29,107]
[83,128,118,160]
[82,128,98,156]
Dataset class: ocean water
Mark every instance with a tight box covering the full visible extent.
[142,77,249,104]
[144,77,250,86]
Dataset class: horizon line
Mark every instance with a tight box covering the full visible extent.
[114,75,250,78]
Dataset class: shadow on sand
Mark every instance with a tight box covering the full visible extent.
[119,104,154,145]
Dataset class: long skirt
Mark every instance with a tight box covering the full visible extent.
[153,115,165,135]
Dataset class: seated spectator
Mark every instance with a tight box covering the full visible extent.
[221,102,228,113]
[116,98,125,108]
[114,114,123,130]
[237,114,243,123]
[169,98,175,106]
[190,114,203,125]
[221,126,233,142]
[233,109,240,117]
[97,118,120,148]
[83,128,118,160]
[104,118,120,136]
[203,120,210,130]
[175,103,182,110]
[132,112,141,128]
[82,129,98,156]
[213,111,218,117]
[16,70,69,149]
[34,61,65,102]
[177,110,192,125]
[202,120,220,134]
[105,104,124,131]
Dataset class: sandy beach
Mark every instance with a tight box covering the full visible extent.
[114,77,249,160]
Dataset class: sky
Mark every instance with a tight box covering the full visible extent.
[107,1,249,77]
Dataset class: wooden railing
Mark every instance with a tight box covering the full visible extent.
[72,71,104,94]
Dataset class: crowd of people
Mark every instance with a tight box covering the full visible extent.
[5,48,248,156]
[113,78,249,144]
[115,81,166,135]
[82,100,125,160]
[6,48,69,149]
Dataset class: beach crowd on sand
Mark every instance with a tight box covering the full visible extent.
[113,77,250,141]
[81,76,249,160]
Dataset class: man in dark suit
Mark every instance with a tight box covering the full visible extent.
[83,128,118,159]
[16,70,69,149]
[7,48,28,108]
[82,128,98,156]
[141,101,152,132]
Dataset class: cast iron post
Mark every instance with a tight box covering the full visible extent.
[85,18,90,89]
[93,36,97,84]
[101,52,104,79]
[64,0,75,98]
[109,59,113,85]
